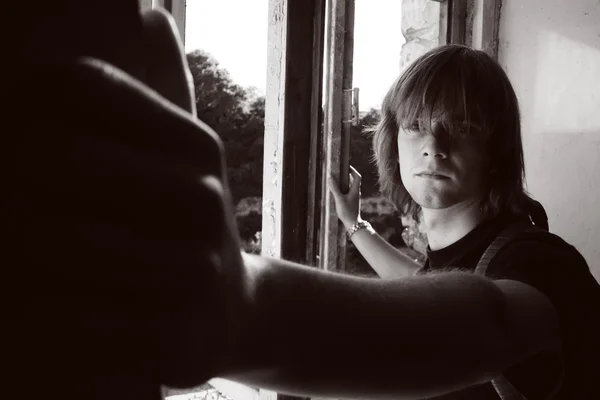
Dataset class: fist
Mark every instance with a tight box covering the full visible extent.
[14,57,244,387]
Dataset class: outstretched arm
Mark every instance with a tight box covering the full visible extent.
[349,226,421,278]
[218,253,559,400]
[330,167,421,279]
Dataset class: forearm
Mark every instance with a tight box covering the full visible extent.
[349,225,420,278]
[220,253,557,399]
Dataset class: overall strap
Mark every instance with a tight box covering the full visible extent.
[475,222,537,276]
[475,221,538,400]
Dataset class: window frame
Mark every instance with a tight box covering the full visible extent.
[468,0,503,59]
[436,0,503,58]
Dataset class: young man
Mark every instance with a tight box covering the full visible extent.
[329,45,600,398]
[12,2,597,400]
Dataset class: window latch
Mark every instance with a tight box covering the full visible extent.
[343,87,360,126]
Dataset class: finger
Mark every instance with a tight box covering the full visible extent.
[328,176,343,199]
[76,58,219,173]
[142,8,196,115]
[21,133,229,289]
[350,165,362,180]
[349,166,362,196]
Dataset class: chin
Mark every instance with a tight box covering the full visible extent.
[411,192,464,210]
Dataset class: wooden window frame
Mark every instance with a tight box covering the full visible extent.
[435,0,503,58]
[468,0,503,59]
[435,0,467,45]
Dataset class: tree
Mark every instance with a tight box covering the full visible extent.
[187,50,265,202]
[187,50,248,134]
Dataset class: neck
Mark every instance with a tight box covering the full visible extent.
[422,200,487,251]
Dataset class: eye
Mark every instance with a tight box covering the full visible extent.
[404,121,421,134]
[453,124,472,138]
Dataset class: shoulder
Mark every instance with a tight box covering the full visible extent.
[487,231,588,283]
[487,232,600,398]
[486,231,593,328]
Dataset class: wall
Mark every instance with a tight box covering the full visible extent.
[139,0,152,10]
[498,0,600,281]
[400,0,441,69]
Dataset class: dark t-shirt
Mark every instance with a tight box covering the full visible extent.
[417,214,599,399]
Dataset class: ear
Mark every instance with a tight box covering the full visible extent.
[140,8,197,116]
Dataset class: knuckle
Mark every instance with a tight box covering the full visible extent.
[186,121,226,177]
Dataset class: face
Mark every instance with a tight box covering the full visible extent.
[397,117,488,211]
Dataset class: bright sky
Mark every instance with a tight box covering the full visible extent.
[185,0,405,111]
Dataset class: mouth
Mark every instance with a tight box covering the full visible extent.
[416,172,450,180]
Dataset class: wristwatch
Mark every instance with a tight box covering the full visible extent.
[347,220,373,239]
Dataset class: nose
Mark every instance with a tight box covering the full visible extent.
[421,121,449,159]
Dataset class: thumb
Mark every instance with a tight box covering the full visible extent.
[349,166,362,196]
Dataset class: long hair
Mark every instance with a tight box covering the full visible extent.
[371,44,536,222]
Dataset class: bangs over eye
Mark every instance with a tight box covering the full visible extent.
[387,47,497,143]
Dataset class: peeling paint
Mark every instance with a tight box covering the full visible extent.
[400,0,440,69]
[261,0,289,259]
